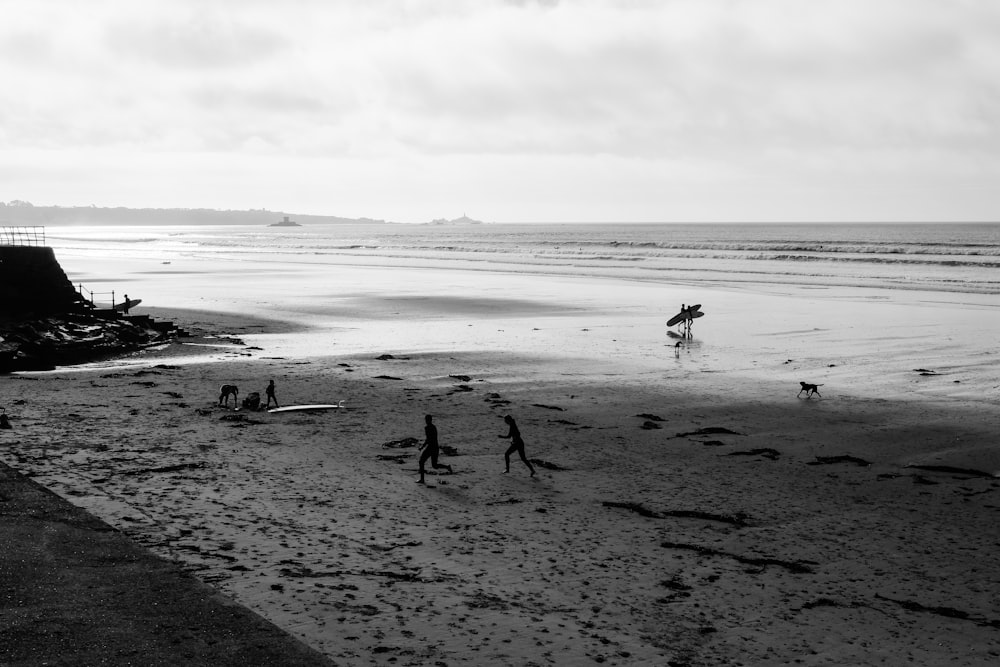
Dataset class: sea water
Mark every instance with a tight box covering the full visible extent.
[43,222,1000,403]
[48,222,1000,295]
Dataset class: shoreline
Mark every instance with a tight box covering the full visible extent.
[139,306,311,337]
[4,338,999,664]
[53,222,1000,297]
[5,230,1000,664]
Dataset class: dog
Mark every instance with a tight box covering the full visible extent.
[219,384,239,406]
[797,382,823,398]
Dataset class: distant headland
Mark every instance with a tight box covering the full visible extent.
[0,201,495,227]
[0,201,387,226]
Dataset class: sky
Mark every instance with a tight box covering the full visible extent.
[1,0,999,223]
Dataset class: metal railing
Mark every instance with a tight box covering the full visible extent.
[78,285,121,309]
[0,225,46,246]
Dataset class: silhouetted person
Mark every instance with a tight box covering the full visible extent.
[418,414,452,483]
[499,415,536,477]
[679,303,694,337]
[123,294,130,314]
[219,384,238,406]
[265,379,278,408]
[674,340,683,357]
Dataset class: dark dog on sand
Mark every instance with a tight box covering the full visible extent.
[219,384,239,406]
[797,382,823,398]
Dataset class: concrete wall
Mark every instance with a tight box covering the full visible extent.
[0,246,86,317]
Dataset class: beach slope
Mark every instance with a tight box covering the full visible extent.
[0,461,333,666]
[3,346,998,665]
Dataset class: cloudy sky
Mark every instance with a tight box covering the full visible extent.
[2,0,998,222]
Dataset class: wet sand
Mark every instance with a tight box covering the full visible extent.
[3,246,1000,665]
[3,306,998,665]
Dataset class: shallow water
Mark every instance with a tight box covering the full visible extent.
[45,222,1000,404]
[11,224,1000,665]
[50,221,1000,293]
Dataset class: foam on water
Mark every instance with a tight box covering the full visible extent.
[43,222,1000,405]
[49,222,1000,294]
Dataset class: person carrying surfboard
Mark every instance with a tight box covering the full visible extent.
[666,303,704,336]
[418,414,452,484]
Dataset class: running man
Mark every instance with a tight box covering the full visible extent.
[418,414,452,484]
[499,415,536,477]
[265,379,279,408]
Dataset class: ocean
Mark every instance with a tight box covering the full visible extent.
[13,222,1000,665]
[47,222,1000,296]
[40,221,1000,404]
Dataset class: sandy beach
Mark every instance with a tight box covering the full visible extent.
[6,0,1000,658]
[3,230,1000,665]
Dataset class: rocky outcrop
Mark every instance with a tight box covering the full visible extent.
[0,313,183,372]
[0,245,184,372]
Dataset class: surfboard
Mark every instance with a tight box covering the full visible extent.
[268,402,345,413]
[112,299,142,312]
[666,304,704,327]
[96,299,142,312]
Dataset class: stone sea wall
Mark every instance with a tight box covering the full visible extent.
[0,245,183,372]
[0,246,87,316]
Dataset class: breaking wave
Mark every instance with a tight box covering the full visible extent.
[47,221,1000,295]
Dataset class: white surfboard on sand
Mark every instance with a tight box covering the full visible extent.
[268,401,345,414]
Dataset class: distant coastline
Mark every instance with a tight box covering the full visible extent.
[0,201,387,226]
[0,201,502,227]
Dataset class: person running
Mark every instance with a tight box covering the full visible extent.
[418,414,452,484]
[265,379,279,408]
[499,415,536,477]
